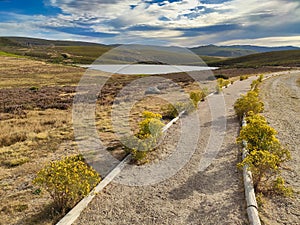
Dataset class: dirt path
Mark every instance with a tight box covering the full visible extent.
[259,71,300,225]
[74,76,260,225]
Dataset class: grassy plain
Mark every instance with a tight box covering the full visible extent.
[0,50,296,224]
[0,55,211,224]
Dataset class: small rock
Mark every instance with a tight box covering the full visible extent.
[145,87,161,95]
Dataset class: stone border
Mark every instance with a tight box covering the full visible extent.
[56,106,188,225]
[56,75,269,225]
[241,117,261,225]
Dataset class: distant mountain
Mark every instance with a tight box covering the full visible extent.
[0,36,108,47]
[0,36,299,66]
[220,45,300,53]
[190,44,300,58]
[208,50,300,67]
[190,44,256,57]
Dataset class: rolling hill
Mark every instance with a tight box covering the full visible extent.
[208,50,300,67]
[0,36,299,67]
[190,44,299,58]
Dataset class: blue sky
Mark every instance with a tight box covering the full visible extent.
[0,0,299,47]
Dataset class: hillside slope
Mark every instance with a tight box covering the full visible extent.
[209,50,300,67]
[0,37,299,67]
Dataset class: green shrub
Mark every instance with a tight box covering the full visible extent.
[161,102,186,119]
[33,155,100,213]
[250,80,260,91]
[237,113,290,159]
[272,176,293,197]
[214,74,229,80]
[29,86,39,92]
[234,91,264,120]
[123,111,164,163]
[215,84,222,94]
[240,75,249,81]
[251,75,264,91]
[189,89,208,107]
[257,74,264,82]
[137,111,164,139]
[223,80,231,88]
[237,113,291,193]
[238,150,280,190]
[217,78,225,87]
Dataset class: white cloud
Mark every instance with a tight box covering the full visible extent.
[1,0,300,46]
[218,36,300,47]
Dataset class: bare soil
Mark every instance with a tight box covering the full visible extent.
[259,71,300,225]
[74,75,263,225]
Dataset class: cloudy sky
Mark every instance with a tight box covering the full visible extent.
[0,0,299,47]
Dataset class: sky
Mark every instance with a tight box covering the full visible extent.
[0,0,299,47]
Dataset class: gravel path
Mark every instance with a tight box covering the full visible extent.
[74,76,259,225]
[259,71,300,225]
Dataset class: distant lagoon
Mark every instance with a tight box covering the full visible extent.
[81,64,218,75]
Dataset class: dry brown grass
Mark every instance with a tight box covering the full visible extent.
[0,56,84,88]
[0,55,226,224]
[0,56,86,224]
[0,109,78,224]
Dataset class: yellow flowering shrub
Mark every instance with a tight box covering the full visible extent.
[237,113,290,160]
[234,90,264,120]
[237,113,277,152]
[257,74,264,82]
[123,111,164,163]
[237,112,291,194]
[137,111,164,140]
[215,78,230,93]
[33,155,100,213]
[161,102,187,119]
[238,150,280,190]
[272,176,293,197]
[189,89,208,107]
[240,75,249,81]
[251,75,264,91]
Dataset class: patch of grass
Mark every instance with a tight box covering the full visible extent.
[0,51,22,58]
[3,157,30,167]
[0,56,84,88]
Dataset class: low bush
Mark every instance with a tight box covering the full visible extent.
[240,75,249,81]
[237,114,276,152]
[189,89,208,107]
[137,111,164,140]
[251,74,264,91]
[257,74,264,82]
[215,84,222,94]
[123,111,164,163]
[33,155,100,213]
[238,150,280,190]
[29,86,39,92]
[272,176,293,197]
[234,91,264,120]
[161,102,187,119]
[250,80,260,91]
[214,74,229,80]
[237,113,291,194]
